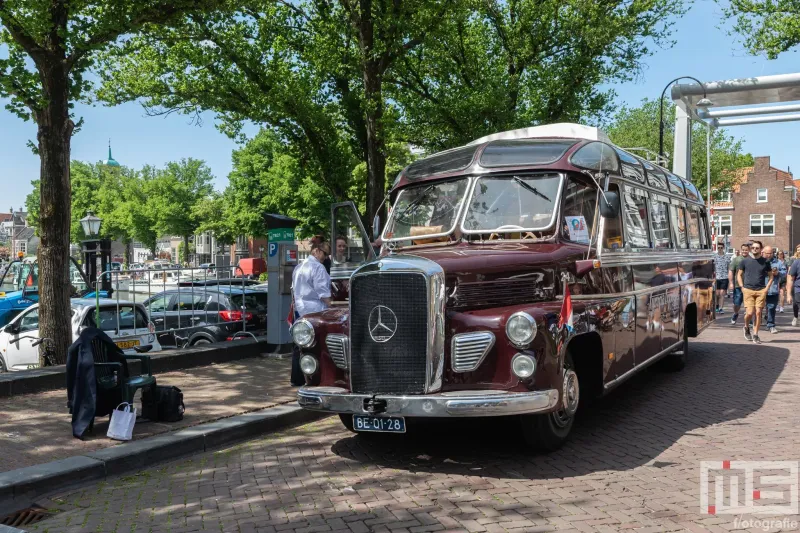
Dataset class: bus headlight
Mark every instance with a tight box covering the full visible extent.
[292,319,315,348]
[506,312,537,347]
[299,354,318,375]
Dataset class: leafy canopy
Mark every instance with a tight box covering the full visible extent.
[721,0,800,58]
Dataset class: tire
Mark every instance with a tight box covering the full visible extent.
[520,353,578,453]
[659,337,688,372]
[339,414,356,432]
[191,338,212,346]
[0,356,6,373]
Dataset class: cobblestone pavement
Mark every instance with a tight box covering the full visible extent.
[27,314,800,532]
[0,357,294,472]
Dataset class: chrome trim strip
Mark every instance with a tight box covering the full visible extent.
[599,250,714,267]
[568,277,713,301]
[604,340,683,392]
[459,172,565,235]
[451,331,495,372]
[297,387,560,417]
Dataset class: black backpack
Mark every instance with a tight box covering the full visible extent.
[142,385,185,422]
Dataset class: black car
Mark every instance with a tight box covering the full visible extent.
[143,286,267,347]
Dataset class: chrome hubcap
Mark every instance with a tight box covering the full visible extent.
[562,369,579,417]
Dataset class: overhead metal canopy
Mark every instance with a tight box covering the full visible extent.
[669,72,800,185]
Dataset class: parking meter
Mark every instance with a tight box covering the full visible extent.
[264,214,299,349]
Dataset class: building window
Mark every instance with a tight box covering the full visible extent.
[757,188,768,203]
[715,190,731,202]
[713,215,732,235]
[750,214,775,236]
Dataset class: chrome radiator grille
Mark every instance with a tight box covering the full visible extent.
[451,332,495,372]
[325,334,349,370]
[349,272,428,394]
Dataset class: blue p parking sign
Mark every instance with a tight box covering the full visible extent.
[268,243,278,257]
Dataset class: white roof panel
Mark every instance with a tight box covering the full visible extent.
[468,123,611,145]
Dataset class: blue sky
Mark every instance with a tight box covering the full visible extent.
[1,0,798,212]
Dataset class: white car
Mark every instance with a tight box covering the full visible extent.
[0,299,162,372]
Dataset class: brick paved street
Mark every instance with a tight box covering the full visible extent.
[0,358,294,472]
[27,314,800,532]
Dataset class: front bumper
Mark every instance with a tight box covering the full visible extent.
[297,386,560,417]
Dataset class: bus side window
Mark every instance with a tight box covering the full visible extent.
[669,202,688,249]
[687,206,702,249]
[602,184,624,251]
[622,186,651,249]
[561,177,597,245]
[649,195,673,249]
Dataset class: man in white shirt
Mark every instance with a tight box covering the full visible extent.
[290,242,331,385]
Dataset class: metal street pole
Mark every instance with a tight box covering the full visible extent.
[658,76,712,162]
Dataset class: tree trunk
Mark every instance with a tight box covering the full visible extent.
[36,63,74,367]
[124,238,132,266]
[183,234,190,265]
[362,60,386,239]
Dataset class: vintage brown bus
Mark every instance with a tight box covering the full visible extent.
[293,123,714,451]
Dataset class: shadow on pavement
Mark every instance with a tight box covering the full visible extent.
[329,339,789,480]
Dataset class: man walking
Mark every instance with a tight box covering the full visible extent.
[290,242,332,385]
[713,243,731,315]
[737,241,774,344]
[763,246,785,334]
[728,242,750,324]
[786,251,800,326]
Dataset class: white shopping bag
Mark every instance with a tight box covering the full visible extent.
[107,402,136,441]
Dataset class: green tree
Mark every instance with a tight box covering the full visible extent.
[148,158,214,262]
[0,0,224,363]
[604,99,755,198]
[390,0,687,151]
[722,0,800,58]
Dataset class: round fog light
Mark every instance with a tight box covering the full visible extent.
[299,354,318,375]
[511,353,536,379]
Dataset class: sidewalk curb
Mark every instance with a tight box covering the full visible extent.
[0,404,327,516]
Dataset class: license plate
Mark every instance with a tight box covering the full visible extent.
[352,415,406,433]
[115,339,140,350]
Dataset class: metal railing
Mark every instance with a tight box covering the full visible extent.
[94,264,267,348]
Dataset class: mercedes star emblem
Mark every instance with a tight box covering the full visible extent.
[368,305,398,343]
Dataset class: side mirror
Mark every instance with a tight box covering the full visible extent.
[4,323,18,334]
[372,214,381,241]
[599,191,620,219]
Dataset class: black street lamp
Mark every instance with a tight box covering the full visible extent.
[658,76,714,164]
[79,211,112,297]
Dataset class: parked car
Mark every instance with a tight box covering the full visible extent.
[143,287,267,347]
[0,299,161,372]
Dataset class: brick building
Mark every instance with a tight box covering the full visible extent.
[711,156,800,254]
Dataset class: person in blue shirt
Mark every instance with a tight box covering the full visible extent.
[764,246,786,333]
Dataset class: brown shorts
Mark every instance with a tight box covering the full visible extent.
[742,287,767,310]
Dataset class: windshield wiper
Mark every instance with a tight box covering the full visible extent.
[513,177,551,202]
[395,184,435,219]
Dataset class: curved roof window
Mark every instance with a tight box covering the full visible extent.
[666,172,685,195]
[405,146,479,180]
[569,142,620,173]
[684,180,702,202]
[479,139,577,167]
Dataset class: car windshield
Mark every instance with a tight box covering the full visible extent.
[86,305,150,331]
[0,262,24,292]
[383,179,469,241]
[462,173,562,233]
[0,261,86,293]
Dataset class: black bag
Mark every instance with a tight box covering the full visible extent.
[142,386,185,422]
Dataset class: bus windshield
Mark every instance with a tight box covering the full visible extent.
[462,173,562,233]
[383,179,469,242]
